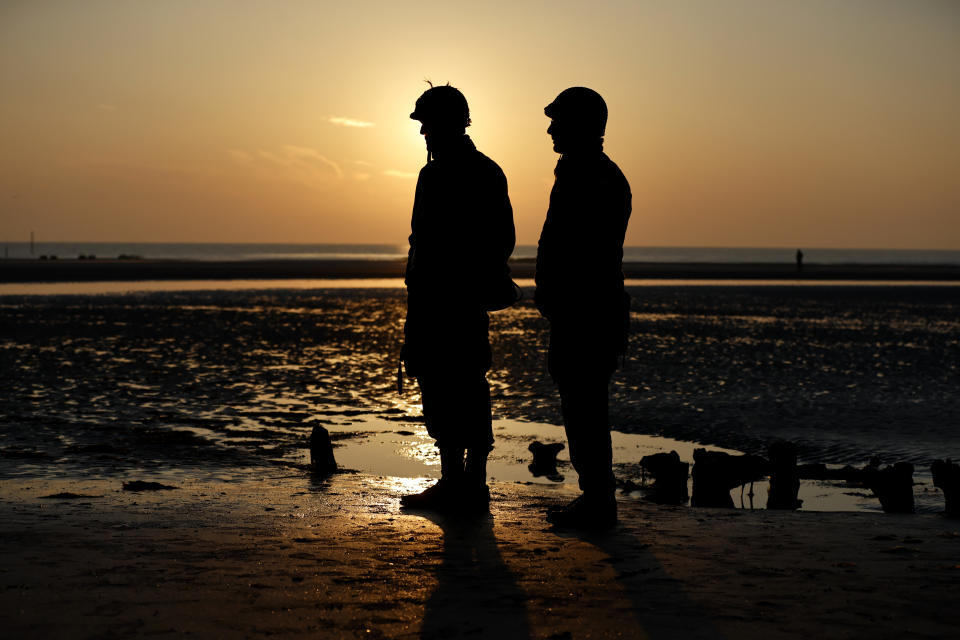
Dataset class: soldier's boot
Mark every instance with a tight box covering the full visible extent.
[400,446,464,511]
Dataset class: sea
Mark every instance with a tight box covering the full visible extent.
[3,242,960,265]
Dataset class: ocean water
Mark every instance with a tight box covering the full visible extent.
[2,242,959,265]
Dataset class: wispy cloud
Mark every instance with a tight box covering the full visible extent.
[227,149,255,164]
[280,145,343,178]
[227,145,342,182]
[98,103,118,112]
[383,169,418,179]
[329,116,374,128]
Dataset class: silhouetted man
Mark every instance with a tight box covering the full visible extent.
[400,84,516,512]
[536,87,631,529]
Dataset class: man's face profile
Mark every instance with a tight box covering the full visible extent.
[419,121,435,152]
[419,119,460,154]
[547,118,568,154]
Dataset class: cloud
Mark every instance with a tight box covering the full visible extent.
[227,145,342,182]
[352,160,374,167]
[329,116,374,128]
[280,145,343,179]
[98,103,118,112]
[383,169,417,179]
[352,172,372,181]
[226,149,255,164]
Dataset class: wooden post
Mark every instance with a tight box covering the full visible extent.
[931,459,959,517]
[309,425,337,475]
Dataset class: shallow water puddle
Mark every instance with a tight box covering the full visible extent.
[322,417,737,486]
[315,416,939,513]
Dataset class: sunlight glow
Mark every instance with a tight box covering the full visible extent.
[1,1,957,248]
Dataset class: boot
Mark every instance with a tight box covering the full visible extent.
[400,446,464,512]
[399,476,460,511]
[462,447,491,512]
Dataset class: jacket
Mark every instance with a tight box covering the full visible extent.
[535,148,632,370]
[403,135,516,376]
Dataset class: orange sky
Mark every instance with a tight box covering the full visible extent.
[1,0,958,249]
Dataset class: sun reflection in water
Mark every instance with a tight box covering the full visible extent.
[396,440,440,467]
[316,415,936,512]
[368,475,435,498]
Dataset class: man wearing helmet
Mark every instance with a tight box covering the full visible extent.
[400,84,516,512]
[536,87,632,529]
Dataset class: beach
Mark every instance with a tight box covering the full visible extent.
[3,473,959,639]
[2,281,957,467]
[6,0,960,632]
[2,269,959,637]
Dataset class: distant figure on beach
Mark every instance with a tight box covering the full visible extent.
[400,84,516,512]
[796,249,804,272]
[535,87,631,529]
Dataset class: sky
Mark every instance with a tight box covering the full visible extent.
[1,0,958,249]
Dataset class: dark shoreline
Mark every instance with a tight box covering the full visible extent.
[3,257,960,283]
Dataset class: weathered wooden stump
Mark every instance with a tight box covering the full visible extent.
[864,461,914,513]
[931,459,960,517]
[528,441,565,477]
[767,441,802,510]
[691,449,768,508]
[309,425,337,475]
[639,450,689,504]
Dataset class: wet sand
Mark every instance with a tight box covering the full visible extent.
[1,285,958,470]
[2,284,959,637]
[3,472,959,639]
[3,257,960,283]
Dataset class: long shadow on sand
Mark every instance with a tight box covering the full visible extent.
[416,511,532,639]
[551,522,726,640]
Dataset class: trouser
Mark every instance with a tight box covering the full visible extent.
[417,370,493,453]
[548,320,619,497]
[556,375,616,496]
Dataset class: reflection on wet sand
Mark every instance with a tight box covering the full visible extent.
[4,470,957,639]
[2,284,959,640]
[321,415,940,513]
[1,286,956,513]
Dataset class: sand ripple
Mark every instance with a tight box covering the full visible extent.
[1,285,957,478]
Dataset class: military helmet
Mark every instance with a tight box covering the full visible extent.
[410,85,471,128]
[544,87,607,137]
